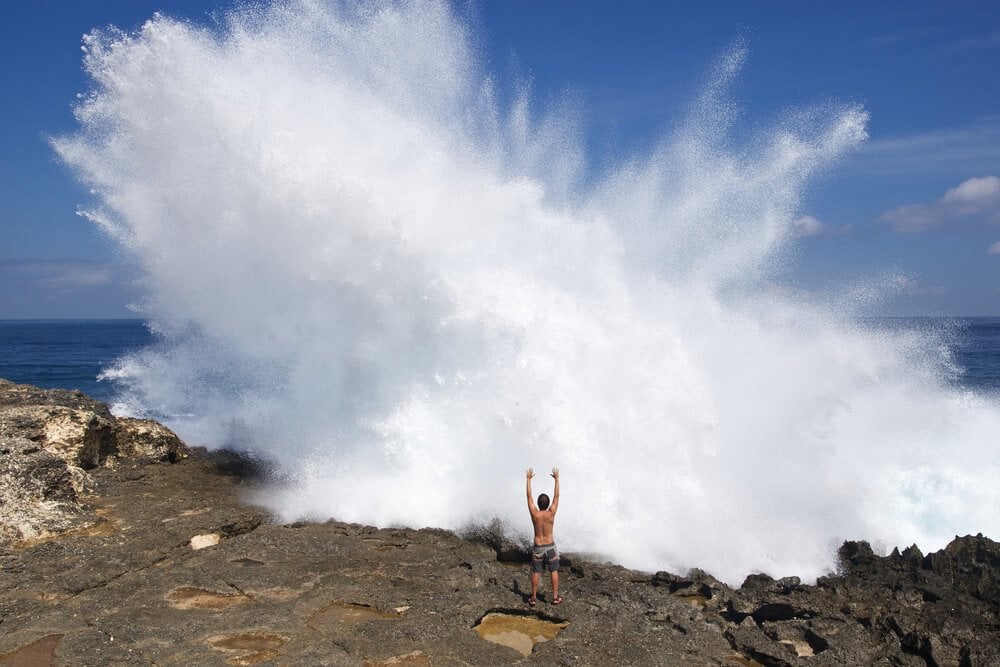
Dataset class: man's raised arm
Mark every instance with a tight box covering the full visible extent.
[550,467,560,514]
[526,468,537,511]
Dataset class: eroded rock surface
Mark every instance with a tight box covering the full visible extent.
[2,380,999,665]
[0,379,189,543]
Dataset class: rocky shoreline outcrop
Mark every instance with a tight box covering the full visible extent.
[0,379,189,544]
[1,379,998,665]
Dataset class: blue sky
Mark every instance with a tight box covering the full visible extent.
[1,0,998,317]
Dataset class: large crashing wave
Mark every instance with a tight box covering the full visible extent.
[54,0,1000,584]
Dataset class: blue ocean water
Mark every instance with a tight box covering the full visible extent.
[874,317,1000,394]
[0,320,152,403]
[0,317,998,404]
[950,318,1000,393]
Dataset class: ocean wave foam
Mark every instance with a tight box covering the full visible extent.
[54,0,1000,584]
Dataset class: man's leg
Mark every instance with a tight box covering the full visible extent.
[550,570,559,600]
[530,572,539,600]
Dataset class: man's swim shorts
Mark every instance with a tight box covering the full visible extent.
[531,543,560,573]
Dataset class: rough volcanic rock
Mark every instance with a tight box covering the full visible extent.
[114,416,189,463]
[923,533,1000,604]
[461,516,532,563]
[715,538,1000,666]
[0,436,80,543]
[2,380,999,665]
[0,378,115,414]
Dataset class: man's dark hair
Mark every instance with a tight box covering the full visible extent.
[537,493,550,510]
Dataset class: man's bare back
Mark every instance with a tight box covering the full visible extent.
[527,472,557,544]
[530,508,556,545]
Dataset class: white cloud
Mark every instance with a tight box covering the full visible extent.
[39,265,113,291]
[989,241,1000,255]
[869,28,934,47]
[1,259,114,294]
[942,175,1000,209]
[870,27,1000,51]
[858,116,1000,176]
[879,175,1000,232]
[951,30,1000,50]
[792,215,851,238]
[792,215,826,237]
[893,274,946,296]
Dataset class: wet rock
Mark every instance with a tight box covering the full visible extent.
[0,634,64,666]
[207,631,286,664]
[473,610,569,657]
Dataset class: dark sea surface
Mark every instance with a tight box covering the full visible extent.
[0,320,152,403]
[947,318,1000,394]
[1,317,999,405]
[873,316,1000,395]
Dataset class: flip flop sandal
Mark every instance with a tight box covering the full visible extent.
[552,595,564,605]
[528,597,537,608]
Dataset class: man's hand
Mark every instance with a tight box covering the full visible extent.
[551,467,559,479]
[527,468,535,480]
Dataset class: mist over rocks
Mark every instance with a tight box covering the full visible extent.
[51,0,1000,583]
[2,382,1000,664]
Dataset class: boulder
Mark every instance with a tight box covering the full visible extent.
[1,380,118,471]
[0,379,189,545]
[0,436,82,542]
[922,534,1000,605]
[115,416,189,463]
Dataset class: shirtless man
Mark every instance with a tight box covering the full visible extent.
[526,467,562,606]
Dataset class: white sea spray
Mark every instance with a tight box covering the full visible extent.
[56,0,1000,584]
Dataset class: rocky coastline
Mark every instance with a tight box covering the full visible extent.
[2,378,998,665]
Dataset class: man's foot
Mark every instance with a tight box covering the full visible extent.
[552,595,564,605]
[528,597,537,608]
